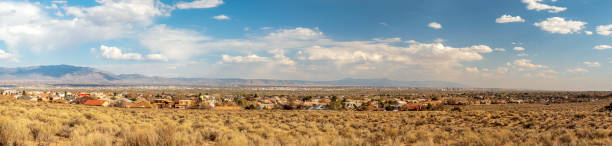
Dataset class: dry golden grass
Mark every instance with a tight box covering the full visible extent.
[0,98,612,145]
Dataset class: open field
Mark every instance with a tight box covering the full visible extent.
[1,99,612,146]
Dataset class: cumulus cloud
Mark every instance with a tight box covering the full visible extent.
[496,67,509,74]
[269,49,296,65]
[97,45,144,60]
[213,14,230,20]
[567,67,588,73]
[584,61,600,67]
[139,25,211,60]
[0,0,173,53]
[0,49,18,62]
[495,15,525,23]
[511,59,547,70]
[299,41,493,67]
[464,67,479,73]
[517,53,528,57]
[534,70,558,79]
[513,47,525,51]
[596,24,612,36]
[221,50,296,66]
[221,54,268,63]
[494,48,506,51]
[373,37,401,43]
[584,31,593,35]
[176,0,224,9]
[428,22,442,29]
[594,45,612,50]
[137,26,497,80]
[0,0,227,59]
[146,54,168,61]
[534,17,586,34]
[522,0,567,13]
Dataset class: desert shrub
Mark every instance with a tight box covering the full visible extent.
[121,127,159,146]
[0,117,28,146]
[28,120,58,142]
[217,131,249,146]
[71,132,112,146]
[598,102,612,112]
[451,106,462,112]
[0,98,611,145]
[155,121,177,146]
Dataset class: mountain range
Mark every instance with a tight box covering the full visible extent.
[0,65,467,87]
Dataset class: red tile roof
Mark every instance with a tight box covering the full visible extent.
[83,100,107,106]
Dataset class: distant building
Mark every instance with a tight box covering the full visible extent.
[175,100,195,109]
[153,99,174,108]
[122,99,152,108]
[83,100,109,107]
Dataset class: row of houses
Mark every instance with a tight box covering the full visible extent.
[1,89,603,111]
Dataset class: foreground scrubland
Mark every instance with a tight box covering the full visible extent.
[1,99,612,146]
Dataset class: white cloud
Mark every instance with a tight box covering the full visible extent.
[373,37,401,43]
[534,70,558,79]
[513,47,525,51]
[97,45,144,60]
[0,0,173,53]
[584,31,593,35]
[534,17,586,34]
[495,15,525,23]
[496,67,509,74]
[269,49,296,65]
[517,53,528,57]
[433,38,446,43]
[63,0,171,26]
[428,22,442,29]
[300,41,493,66]
[594,45,612,50]
[134,26,497,81]
[0,49,18,62]
[511,59,547,70]
[584,61,600,67]
[522,0,567,13]
[221,49,296,66]
[494,48,506,51]
[221,54,268,63]
[567,67,588,73]
[464,67,479,73]
[176,0,224,9]
[213,14,230,20]
[596,24,612,36]
[146,54,168,61]
[139,25,210,60]
[300,46,385,64]
[265,27,324,41]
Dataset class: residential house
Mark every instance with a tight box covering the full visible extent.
[308,105,326,110]
[153,99,174,108]
[343,100,362,109]
[83,100,110,107]
[52,98,69,104]
[175,100,195,109]
[2,90,17,95]
[257,102,275,110]
[400,104,427,111]
[122,99,152,108]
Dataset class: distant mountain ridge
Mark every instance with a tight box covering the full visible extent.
[0,65,468,87]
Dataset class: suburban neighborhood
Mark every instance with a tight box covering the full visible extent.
[1,87,608,111]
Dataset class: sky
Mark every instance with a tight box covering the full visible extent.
[0,0,611,90]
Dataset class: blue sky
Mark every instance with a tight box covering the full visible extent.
[0,0,611,90]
